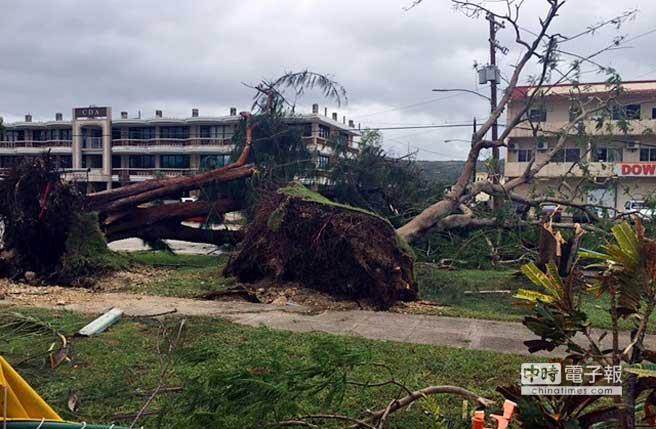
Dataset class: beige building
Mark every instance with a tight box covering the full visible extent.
[0,105,359,191]
[505,80,656,214]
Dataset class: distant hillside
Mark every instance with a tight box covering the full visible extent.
[416,161,465,184]
[417,160,505,184]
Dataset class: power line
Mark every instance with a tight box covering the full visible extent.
[363,123,475,131]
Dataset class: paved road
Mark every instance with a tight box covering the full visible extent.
[2,291,653,356]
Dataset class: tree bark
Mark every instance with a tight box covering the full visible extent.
[89,165,254,214]
[104,199,241,236]
[106,222,243,246]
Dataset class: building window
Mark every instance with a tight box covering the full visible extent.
[317,155,330,169]
[200,154,231,169]
[528,108,547,122]
[565,148,581,162]
[128,127,155,140]
[517,149,534,162]
[318,125,330,139]
[83,155,103,169]
[553,148,580,163]
[593,147,622,162]
[160,155,190,169]
[199,126,212,138]
[111,128,122,140]
[160,126,189,139]
[4,130,25,142]
[32,130,47,141]
[129,155,156,169]
[612,104,641,120]
[640,148,656,162]
[111,155,122,169]
[652,107,656,119]
[59,129,72,140]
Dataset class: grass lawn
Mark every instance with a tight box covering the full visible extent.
[0,308,525,429]
[417,264,656,333]
[121,251,236,297]
[119,252,655,333]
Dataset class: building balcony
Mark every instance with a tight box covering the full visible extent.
[111,138,232,147]
[111,168,200,180]
[0,140,72,148]
[0,140,72,155]
[508,119,656,138]
[82,137,103,149]
[505,161,621,178]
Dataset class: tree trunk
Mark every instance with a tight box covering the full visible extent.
[103,199,241,236]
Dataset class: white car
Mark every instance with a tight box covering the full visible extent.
[624,200,656,220]
[181,195,198,203]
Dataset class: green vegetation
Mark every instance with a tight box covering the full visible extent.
[120,251,234,298]
[114,251,653,332]
[58,212,129,282]
[1,308,525,428]
[416,265,656,332]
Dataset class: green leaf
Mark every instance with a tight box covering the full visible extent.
[624,364,656,378]
[514,289,555,304]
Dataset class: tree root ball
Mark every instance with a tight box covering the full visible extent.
[224,183,417,309]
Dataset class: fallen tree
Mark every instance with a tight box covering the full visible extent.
[224,182,417,309]
[0,115,256,281]
[396,0,641,243]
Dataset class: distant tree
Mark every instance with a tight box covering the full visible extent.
[329,129,435,227]
[199,70,348,216]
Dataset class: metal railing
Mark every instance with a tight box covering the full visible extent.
[111,138,232,147]
[0,140,72,148]
[111,168,200,177]
[82,137,103,149]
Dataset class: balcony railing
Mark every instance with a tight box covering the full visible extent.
[509,118,656,137]
[111,138,232,147]
[82,137,103,149]
[112,168,200,177]
[0,140,72,148]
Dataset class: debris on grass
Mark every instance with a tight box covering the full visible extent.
[77,308,124,337]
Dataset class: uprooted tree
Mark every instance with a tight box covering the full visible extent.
[224,182,417,309]
[0,71,421,308]
[0,132,255,281]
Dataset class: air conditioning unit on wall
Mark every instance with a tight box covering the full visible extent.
[536,141,548,151]
[626,140,639,150]
[508,142,517,151]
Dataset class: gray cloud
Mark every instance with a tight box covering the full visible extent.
[1,0,655,159]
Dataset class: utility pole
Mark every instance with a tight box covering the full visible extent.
[487,13,501,211]
[472,117,477,184]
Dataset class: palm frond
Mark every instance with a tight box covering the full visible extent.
[0,311,60,342]
[252,70,348,112]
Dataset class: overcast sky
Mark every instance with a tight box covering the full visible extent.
[1,0,655,160]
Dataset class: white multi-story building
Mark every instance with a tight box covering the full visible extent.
[505,80,656,213]
[0,105,360,191]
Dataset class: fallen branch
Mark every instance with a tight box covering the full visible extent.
[366,385,494,426]
[129,319,186,429]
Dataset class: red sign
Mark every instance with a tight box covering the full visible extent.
[619,163,656,176]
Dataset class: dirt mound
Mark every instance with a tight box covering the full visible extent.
[224,183,417,309]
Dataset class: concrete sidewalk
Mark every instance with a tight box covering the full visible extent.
[2,291,653,356]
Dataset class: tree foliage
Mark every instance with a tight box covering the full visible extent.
[329,130,435,227]
[512,221,656,427]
